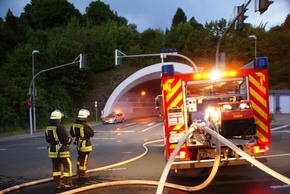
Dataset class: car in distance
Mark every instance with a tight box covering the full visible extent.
[102,112,125,124]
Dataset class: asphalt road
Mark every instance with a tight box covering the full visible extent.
[1,116,290,194]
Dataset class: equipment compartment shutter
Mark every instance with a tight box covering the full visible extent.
[280,95,290,113]
[269,95,274,114]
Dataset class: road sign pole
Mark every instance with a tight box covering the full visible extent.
[95,101,98,122]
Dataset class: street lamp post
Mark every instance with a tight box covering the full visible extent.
[248,35,257,59]
[215,0,252,69]
[32,50,40,133]
[28,54,85,135]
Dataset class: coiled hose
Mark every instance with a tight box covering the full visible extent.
[2,120,290,194]
[61,120,222,194]
[0,139,162,194]
[61,119,290,194]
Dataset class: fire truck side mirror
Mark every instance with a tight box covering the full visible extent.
[254,57,268,70]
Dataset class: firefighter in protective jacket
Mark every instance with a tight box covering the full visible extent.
[45,109,75,189]
[70,109,94,179]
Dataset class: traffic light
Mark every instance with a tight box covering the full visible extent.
[27,98,31,107]
[115,49,123,66]
[258,0,273,15]
[79,54,87,70]
[236,4,248,31]
[27,93,31,107]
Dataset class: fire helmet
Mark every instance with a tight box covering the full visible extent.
[78,109,90,118]
[50,109,64,119]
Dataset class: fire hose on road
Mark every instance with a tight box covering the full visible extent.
[1,121,290,194]
[61,121,290,194]
[157,121,290,193]
[60,121,222,194]
[60,120,221,194]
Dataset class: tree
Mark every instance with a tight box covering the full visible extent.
[205,18,228,37]
[0,0,289,133]
[21,0,81,30]
[128,23,138,33]
[171,8,187,29]
[84,0,127,26]
[139,28,164,53]
[0,10,21,67]
[165,23,193,54]
[5,9,19,32]
[0,44,34,130]
[283,14,290,30]
[188,16,203,30]
[267,26,290,89]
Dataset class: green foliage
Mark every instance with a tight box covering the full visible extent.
[84,0,127,26]
[0,44,34,130]
[0,12,21,65]
[166,23,192,53]
[22,0,82,30]
[140,28,164,53]
[267,28,290,89]
[171,8,187,29]
[0,2,289,134]
[205,18,228,37]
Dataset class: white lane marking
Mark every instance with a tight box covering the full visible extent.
[121,151,131,154]
[93,137,116,140]
[148,122,155,126]
[97,131,135,133]
[255,153,290,159]
[124,123,137,127]
[36,147,47,149]
[142,123,163,132]
[0,148,7,151]
[271,125,290,131]
[272,130,290,133]
[270,184,290,189]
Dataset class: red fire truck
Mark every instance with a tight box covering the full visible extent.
[160,58,271,170]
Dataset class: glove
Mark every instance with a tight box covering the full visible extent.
[67,137,72,145]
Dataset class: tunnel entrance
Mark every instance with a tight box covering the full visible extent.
[102,62,195,118]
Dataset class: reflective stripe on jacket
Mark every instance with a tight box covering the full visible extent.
[46,126,59,158]
[46,125,71,158]
[72,123,93,152]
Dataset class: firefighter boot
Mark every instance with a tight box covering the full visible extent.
[63,177,76,189]
[76,164,80,177]
[78,170,90,179]
[53,176,65,189]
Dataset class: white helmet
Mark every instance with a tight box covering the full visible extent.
[78,109,90,118]
[50,109,64,119]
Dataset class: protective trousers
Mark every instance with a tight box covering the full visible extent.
[52,158,73,188]
[77,151,90,177]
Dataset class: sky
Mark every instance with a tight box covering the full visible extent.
[0,0,289,32]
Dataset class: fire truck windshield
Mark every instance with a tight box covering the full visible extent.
[186,77,246,101]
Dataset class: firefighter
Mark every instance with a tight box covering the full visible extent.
[70,109,94,179]
[45,109,75,189]
[155,96,161,116]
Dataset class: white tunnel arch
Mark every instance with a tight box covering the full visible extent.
[103,62,195,117]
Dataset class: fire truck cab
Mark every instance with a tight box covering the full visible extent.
[160,58,271,170]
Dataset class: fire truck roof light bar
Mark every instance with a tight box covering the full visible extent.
[193,71,238,80]
[187,77,244,85]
